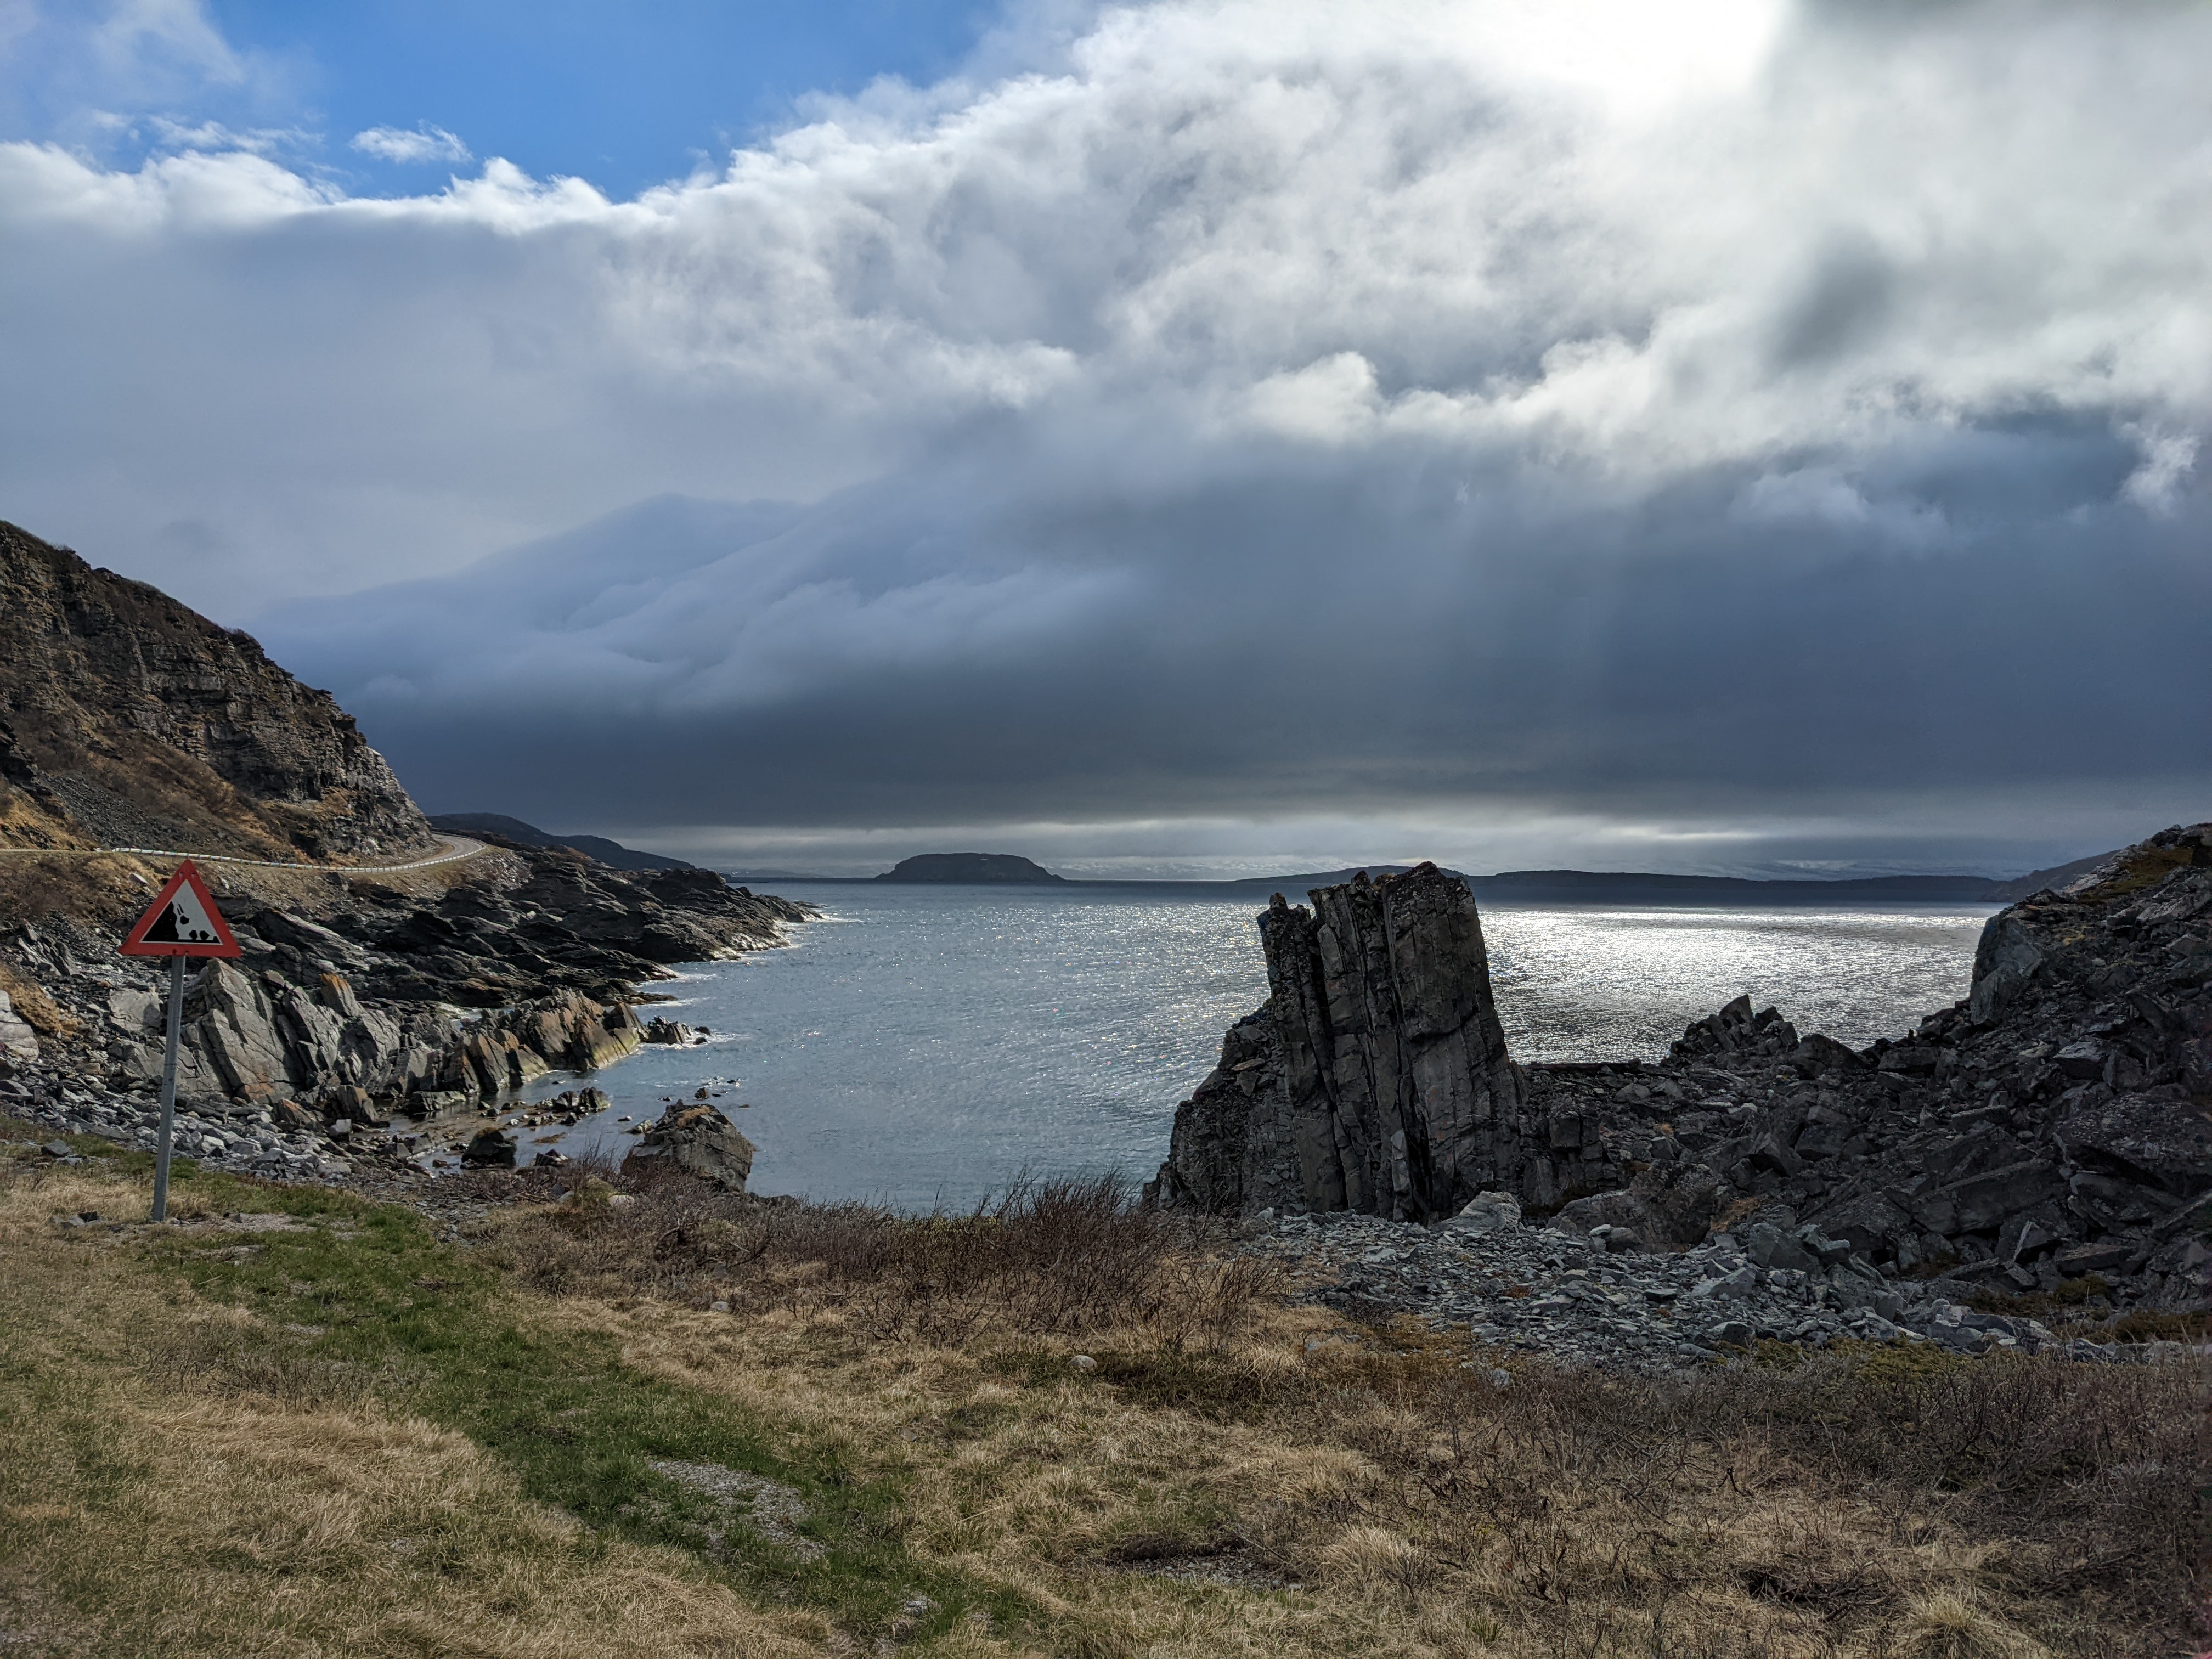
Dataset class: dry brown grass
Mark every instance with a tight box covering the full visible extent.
[6,1154,2205,1659]
[0,954,76,1037]
[486,1172,1276,1348]
[0,1166,833,1659]
[507,1178,2207,1659]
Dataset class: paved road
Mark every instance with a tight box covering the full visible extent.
[0,833,489,874]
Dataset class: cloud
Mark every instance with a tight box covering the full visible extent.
[2,0,2209,872]
[350,124,471,166]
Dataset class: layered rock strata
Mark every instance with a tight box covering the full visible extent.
[4,842,812,1124]
[0,521,431,860]
[1156,827,2212,1324]
[1150,864,1537,1221]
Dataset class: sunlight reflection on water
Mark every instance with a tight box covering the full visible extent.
[519,885,1991,1206]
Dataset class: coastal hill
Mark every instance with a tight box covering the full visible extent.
[0,520,816,1119]
[428,812,696,872]
[0,521,434,868]
[876,852,1065,884]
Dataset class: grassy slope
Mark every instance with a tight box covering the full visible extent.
[0,1138,2201,1659]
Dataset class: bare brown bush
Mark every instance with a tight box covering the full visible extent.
[485,1171,1277,1346]
[1289,1333,2205,1655]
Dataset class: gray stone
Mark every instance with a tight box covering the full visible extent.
[1969,913,2045,1025]
[0,991,37,1061]
[460,1127,516,1167]
[1741,1221,1818,1273]
[622,1103,755,1190]
[1442,1190,1522,1236]
[2054,1092,2212,1197]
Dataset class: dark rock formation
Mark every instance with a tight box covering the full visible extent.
[876,853,1064,883]
[1156,826,2212,1322]
[0,521,432,861]
[0,525,817,1125]
[623,1102,755,1189]
[1150,864,1547,1221]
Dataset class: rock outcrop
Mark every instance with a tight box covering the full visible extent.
[1156,827,2212,1323]
[1150,864,1544,1221]
[0,521,432,862]
[623,1102,755,1189]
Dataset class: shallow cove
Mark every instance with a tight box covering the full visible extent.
[507,883,1995,1207]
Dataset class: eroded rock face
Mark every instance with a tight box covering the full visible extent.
[0,520,431,860]
[1152,864,1551,1221]
[623,1102,755,1189]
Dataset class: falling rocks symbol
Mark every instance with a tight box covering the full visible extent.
[119,860,242,958]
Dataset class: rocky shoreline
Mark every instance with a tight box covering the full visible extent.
[0,837,815,1187]
[1153,825,2212,1361]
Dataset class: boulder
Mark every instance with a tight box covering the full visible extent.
[2053,1092,2212,1197]
[622,1103,755,1190]
[642,1015,693,1045]
[187,960,301,1099]
[0,990,38,1060]
[1969,912,2046,1025]
[1785,1033,1865,1075]
[461,1127,517,1167]
[1741,1221,1818,1273]
[1443,1190,1523,1236]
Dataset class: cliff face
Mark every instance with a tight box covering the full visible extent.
[1150,864,1541,1221]
[0,522,431,861]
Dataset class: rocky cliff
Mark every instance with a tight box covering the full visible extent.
[0,522,819,1156]
[6,845,815,1124]
[1150,865,1533,1220]
[1155,828,2212,1319]
[0,522,432,862]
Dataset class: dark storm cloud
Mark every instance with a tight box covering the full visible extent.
[4,1,2210,870]
[258,416,2212,837]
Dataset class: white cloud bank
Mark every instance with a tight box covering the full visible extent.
[1,0,2208,871]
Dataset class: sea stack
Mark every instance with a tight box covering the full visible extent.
[1150,862,1538,1221]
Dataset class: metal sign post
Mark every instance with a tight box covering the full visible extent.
[151,955,185,1221]
[118,859,242,1222]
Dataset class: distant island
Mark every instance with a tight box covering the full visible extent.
[876,853,1066,884]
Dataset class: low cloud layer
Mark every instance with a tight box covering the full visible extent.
[4,1,2208,873]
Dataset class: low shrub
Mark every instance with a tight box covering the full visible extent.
[485,1171,1278,1345]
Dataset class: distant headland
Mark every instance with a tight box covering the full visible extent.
[875,853,1066,884]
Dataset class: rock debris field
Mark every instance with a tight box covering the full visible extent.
[1242,1194,2184,1372]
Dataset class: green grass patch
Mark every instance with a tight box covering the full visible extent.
[139,1192,1029,1644]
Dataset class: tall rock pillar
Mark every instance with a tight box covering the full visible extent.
[1152,862,1530,1220]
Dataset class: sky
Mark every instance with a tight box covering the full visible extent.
[0,1,2206,878]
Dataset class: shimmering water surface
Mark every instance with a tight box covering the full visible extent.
[517,884,1994,1205]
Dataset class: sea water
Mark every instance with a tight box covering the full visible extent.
[506,883,1994,1206]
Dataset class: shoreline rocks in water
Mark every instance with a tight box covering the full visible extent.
[1155,827,2212,1333]
[622,1101,755,1189]
[1148,865,1534,1220]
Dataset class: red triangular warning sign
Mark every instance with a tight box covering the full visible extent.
[119,859,244,958]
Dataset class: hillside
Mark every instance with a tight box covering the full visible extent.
[0,522,433,877]
[428,812,696,872]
